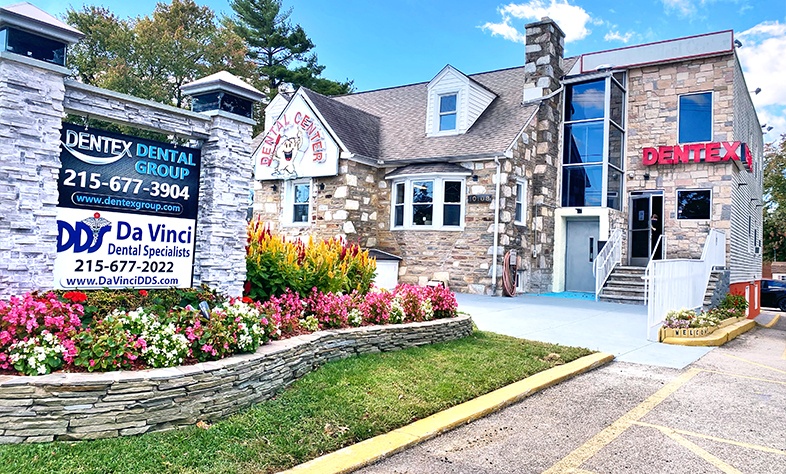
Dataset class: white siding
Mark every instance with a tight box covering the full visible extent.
[729,56,764,283]
[467,81,496,130]
[426,65,496,137]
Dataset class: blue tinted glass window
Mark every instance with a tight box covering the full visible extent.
[679,93,712,143]
[566,79,605,121]
[561,165,603,207]
[564,122,604,164]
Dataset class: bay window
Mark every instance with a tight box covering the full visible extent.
[391,177,465,229]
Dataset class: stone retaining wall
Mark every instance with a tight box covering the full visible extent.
[0,315,472,444]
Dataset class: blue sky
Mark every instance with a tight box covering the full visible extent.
[32,0,786,139]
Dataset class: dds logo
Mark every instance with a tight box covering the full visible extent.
[57,212,112,254]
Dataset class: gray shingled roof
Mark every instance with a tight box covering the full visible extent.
[385,163,471,178]
[331,66,539,163]
[302,89,380,160]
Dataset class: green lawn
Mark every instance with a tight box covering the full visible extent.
[0,331,592,474]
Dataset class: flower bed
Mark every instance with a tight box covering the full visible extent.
[659,293,748,342]
[0,314,473,444]
[0,284,458,377]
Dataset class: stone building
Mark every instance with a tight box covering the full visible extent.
[251,21,763,312]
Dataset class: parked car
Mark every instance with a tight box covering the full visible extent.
[760,279,786,311]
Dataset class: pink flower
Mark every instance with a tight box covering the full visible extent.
[89,359,96,367]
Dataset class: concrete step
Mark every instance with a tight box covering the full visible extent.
[598,294,646,305]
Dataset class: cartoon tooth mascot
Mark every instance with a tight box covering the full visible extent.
[271,125,307,179]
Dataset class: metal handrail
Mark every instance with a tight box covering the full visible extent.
[643,234,666,304]
[594,228,623,300]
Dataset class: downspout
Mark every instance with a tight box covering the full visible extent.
[491,156,502,295]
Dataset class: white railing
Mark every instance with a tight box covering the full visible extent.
[594,228,623,300]
[643,229,726,341]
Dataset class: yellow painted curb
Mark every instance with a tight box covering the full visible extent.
[663,319,756,346]
[759,314,780,328]
[280,352,615,474]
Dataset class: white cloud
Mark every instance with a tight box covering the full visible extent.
[661,0,699,16]
[737,21,786,140]
[481,0,595,44]
[604,30,634,43]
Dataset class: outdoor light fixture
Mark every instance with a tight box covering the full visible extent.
[318,183,325,191]
[734,39,743,48]
[767,126,774,132]
[271,184,278,192]
[472,175,479,182]
[762,124,768,128]
[751,87,761,95]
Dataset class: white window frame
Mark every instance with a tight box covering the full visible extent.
[675,188,712,220]
[514,179,527,226]
[390,176,466,230]
[438,93,458,132]
[283,178,312,226]
[677,91,713,144]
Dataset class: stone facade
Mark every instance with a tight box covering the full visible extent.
[193,113,255,296]
[0,55,67,295]
[624,54,762,272]
[0,315,472,443]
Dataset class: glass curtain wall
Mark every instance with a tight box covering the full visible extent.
[562,73,626,210]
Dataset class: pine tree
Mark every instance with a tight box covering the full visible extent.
[229,0,352,100]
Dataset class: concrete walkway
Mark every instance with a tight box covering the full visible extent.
[457,293,713,369]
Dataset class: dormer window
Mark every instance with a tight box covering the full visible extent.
[439,94,457,131]
[426,65,496,137]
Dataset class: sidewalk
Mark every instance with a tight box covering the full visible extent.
[456,293,712,369]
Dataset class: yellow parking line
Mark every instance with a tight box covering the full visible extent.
[542,368,701,474]
[701,369,786,386]
[655,426,743,473]
[567,469,599,474]
[721,354,786,375]
[634,421,786,456]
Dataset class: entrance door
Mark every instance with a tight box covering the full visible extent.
[629,193,664,266]
[565,219,600,292]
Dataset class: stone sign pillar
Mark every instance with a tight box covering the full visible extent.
[181,72,264,297]
[0,4,83,294]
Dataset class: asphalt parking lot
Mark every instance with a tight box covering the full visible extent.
[358,317,786,473]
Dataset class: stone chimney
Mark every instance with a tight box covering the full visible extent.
[523,17,565,101]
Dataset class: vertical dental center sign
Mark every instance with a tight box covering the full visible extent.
[54,123,201,289]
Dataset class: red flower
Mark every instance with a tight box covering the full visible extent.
[242,296,254,304]
[243,281,251,294]
[138,289,148,297]
[63,291,88,303]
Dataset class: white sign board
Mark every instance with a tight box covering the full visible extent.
[254,94,339,180]
[54,209,195,289]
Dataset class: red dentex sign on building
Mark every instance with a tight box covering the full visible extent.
[642,141,753,172]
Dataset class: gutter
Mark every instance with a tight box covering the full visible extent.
[491,156,502,295]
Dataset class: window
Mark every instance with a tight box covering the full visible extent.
[285,179,311,225]
[439,94,457,131]
[2,27,66,66]
[412,180,434,226]
[561,74,625,210]
[392,177,465,229]
[676,189,711,220]
[393,182,405,227]
[679,92,712,143]
[515,180,527,224]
